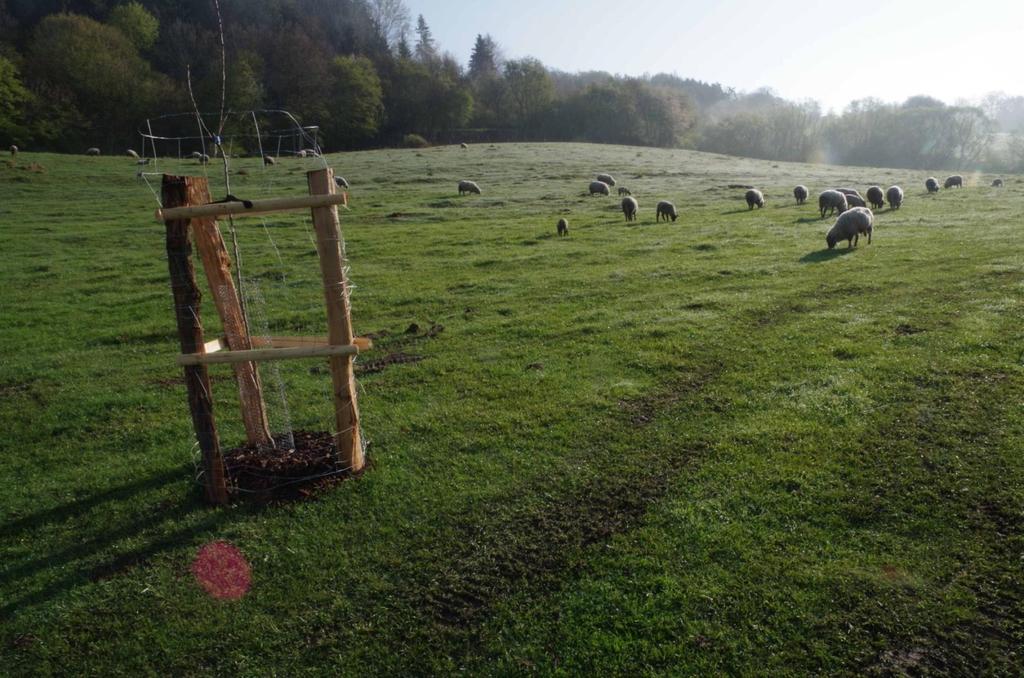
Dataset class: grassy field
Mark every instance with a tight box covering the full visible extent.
[1,143,1022,675]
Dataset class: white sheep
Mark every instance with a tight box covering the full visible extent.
[826,206,874,249]
[126,149,139,159]
[818,190,848,218]
[596,173,616,187]
[886,185,904,209]
[793,185,809,204]
[656,201,678,222]
[263,155,276,166]
[745,189,765,210]
[926,177,940,193]
[458,180,481,195]
[845,193,867,208]
[622,196,638,222]
[335,176,349,189]
[557,218,569,236]
[9,145,17,157]
[866,186,885,209]
[589,181,611,196]
[86,147,100,156]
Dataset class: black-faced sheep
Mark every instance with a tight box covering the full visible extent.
[992,178,1004,187]
[621,196,638,222]
[335,176,349,189]
[557,218,569,236]
[618,187,631,196]
[926,177,940,193]
[886,185,904,209]
[793,185,809,204]
[86,147,100,156]
[597,173,616,187]
[263,155,276,166]
[589,180,611,196]
[458,180,481,195]
[745,189,765,209]
[656,201,678,222]
[826,206,874,249]
[818,190,848,218]
[944,175,963,189]
[866,186,885,209]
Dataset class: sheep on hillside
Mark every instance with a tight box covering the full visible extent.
[886,185,904,209]
[458,180,481,195]
[9,145,17,157]
[335,176,349,188]
[745,189,765,209]
[557,218,569,236]
[589,180,611,196]
[826,206,874,249]
[597,173,616,186]
[126,149,139,159]
[86,147,100,156]
[618,187,631,196]
[191,151,203,160]
[656,201,678,222]
[819,189,848,218]
[263,155,276,166]
[866,186,885,209]
[793,185,809,204]
[926,177,940,193]
[944,175,963,189]
[622,196,638,222]
[992,178,1004,187]
[835,187,863,200]
[845,193,867,208]
[460,142,469,149]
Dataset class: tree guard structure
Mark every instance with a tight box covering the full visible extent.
[159,167,365,504]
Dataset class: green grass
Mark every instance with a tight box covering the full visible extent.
[1,143,1022,675]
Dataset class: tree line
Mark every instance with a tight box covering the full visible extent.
[1,0,1022,171]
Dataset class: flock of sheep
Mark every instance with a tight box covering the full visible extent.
[454,168,1005,251]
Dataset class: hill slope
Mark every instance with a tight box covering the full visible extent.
[1,144,1022,674]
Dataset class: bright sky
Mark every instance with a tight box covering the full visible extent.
[405,0,1024,112]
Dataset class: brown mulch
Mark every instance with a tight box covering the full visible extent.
[222,430,355,500]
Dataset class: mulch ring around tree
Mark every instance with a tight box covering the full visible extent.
[222,430,363,501]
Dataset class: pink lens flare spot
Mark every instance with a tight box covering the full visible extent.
[191,541,252,600]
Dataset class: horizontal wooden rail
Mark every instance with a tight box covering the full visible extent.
[202,335,372,354]
[155,193,348,222]
[178,343,361,366]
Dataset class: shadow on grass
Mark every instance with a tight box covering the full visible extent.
[799,248,855,263]
[720,208,761,215]
[795,216,824,224]
[0,465,254,619]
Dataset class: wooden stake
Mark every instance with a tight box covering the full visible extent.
[308,168,364,472]
[162,175,229,505]
[185,176,273,446]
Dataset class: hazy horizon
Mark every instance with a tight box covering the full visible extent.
[405,0,1023,112]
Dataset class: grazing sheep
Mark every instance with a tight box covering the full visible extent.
[845,193,867,208]
[85,147,100,156]
[460,142,469,149]
[866,186,885,209]
[793,185,809,204]
[826,206,874,249]
[126,149,139,159]
[835,187,863,200]
[926,177,940,193]
[944,175,963,189]
[137,158,151,165]
[621,196,639,222]
[9,145,17,157]
[819,190,849,218]
[589,180,611,196]
[596,173,616,186]
[745,189,765,209]
[557,218,569,236]
[334,176,349,189]
[263,155,276,166]
[992,178,1004,187]
[199,153,210,164]
[618,187,631,196]
[297,150,307,158]
[458,179,481,195]
[190,151,203,160]
[656,200,678,222]
[886,185,904,209]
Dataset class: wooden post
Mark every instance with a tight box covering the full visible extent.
[307,168,364,472]
[185,177,273,447]
[162,175,229,505]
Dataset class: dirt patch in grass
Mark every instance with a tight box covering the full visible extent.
[422,365,720,629]
[222,430,358,501]
[894,323,925,335]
